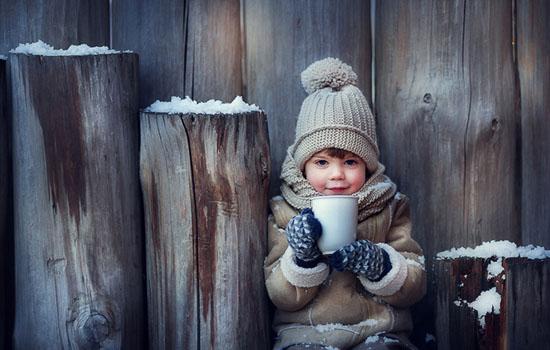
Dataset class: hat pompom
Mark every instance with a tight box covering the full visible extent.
[300,57,358,94]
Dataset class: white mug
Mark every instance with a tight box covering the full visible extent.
[311,195,358,254]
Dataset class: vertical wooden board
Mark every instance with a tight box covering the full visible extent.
[182,112,271,349]
[376,1,519,344]
[140,112,199,349]
[517,0,550,247]
[505,258,550,348]
[10,54,145,349]
[111,0,242,108]
[243,0,371,196]
[0,0,109,55]
[0,58,12,349]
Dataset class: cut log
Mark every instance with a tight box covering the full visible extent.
[140,110,271,349]
[435,257,550,349]
[10,53,145,349]
[0,57,13,349]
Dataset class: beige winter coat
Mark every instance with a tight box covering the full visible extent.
[264,194,426,349]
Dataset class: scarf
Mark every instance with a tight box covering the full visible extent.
[280,151,397,222]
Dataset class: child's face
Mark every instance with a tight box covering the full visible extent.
[304,149,366,195]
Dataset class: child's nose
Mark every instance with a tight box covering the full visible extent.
[329,165,345,180]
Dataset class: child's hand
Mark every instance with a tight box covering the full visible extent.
[285,208,323,268]
[329,240,392,281]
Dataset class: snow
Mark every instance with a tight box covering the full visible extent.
[436,240,550,260]
[314,319,377,334]
[10,40,122,56]
[487,258,504,280]
[467,287,501,328]
[365,335,379,344]
[0,55,6,60]
[145,96,261,115]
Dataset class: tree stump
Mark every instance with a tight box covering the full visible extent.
[9,52,145,349]
[435,257,550,349]
[140,110,271,349]
[0,57,12,349]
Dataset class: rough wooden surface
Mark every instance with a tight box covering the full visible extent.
[140,111,271,349]
[436,257,550,349]
[10,53,145,349]
[111,0,242,108]
[504,258,550,348]
[140,114,198,349]
[376,1,520,343]
[0,58,13,350]
[517,0,550,247]
[243,0,371,196]
[0,0,109,55]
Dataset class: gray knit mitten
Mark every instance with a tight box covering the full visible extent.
[285,208,323,268]
[329,240,392,281]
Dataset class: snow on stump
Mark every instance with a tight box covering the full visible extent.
[9,42,145,349]
[140,97,271,349]
[435,241,550,350]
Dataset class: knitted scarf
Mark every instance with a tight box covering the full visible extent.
[280,151,397,222]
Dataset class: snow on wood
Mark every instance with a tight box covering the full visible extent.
[10,40,123,56]
[145,95,261,115]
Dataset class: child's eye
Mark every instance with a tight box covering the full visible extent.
[315,159,328,167]
[344,159,358,166]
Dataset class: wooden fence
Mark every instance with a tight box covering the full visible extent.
[0,1,549,349]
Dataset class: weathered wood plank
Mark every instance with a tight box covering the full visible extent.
[517,0,550,247]
[10,53,145,349]
[504,258,550,348]
[0,58,13,350]
[243,0,371,196]
[111,0,242,108]
[182,112,271,349]
[140,113,199,349]
[376,0,520,342]
[0,0,109,55]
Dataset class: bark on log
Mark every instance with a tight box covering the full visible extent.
[140,110,271,349]
[0,57,13,349]
[10,53,145,349]
[435,257,550,349]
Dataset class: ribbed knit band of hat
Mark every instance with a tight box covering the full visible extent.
[289,57,379,174]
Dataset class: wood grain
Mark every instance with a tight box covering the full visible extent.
[517,0,550,247]
[243,0,372,196]
[10,53,145,349]
[141,110,271,349]
[111,0,242,108]
[140,113,199,349]
[376,1,520,342]
[0,0,109,55]
[0,58,13,349]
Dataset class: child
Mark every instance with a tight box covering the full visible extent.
[264,58,426,350]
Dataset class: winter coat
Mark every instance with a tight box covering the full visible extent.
[264,194,427,349]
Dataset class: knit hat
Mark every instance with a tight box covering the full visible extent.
[289,57,379,173]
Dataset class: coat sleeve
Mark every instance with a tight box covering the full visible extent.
[264,214,329,312]
[358,193,427,308]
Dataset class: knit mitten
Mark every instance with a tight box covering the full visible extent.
[285,208,323,268]
[329,240,392,281]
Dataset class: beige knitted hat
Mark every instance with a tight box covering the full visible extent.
[289,57,379,173]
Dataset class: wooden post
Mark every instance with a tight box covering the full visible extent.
[10,53,145,349]
[435,257,550,349]
[0,57,13,349]
[140,110,271,349]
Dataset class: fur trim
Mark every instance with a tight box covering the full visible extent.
[280,247,329,288]
[358,244,408,296]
